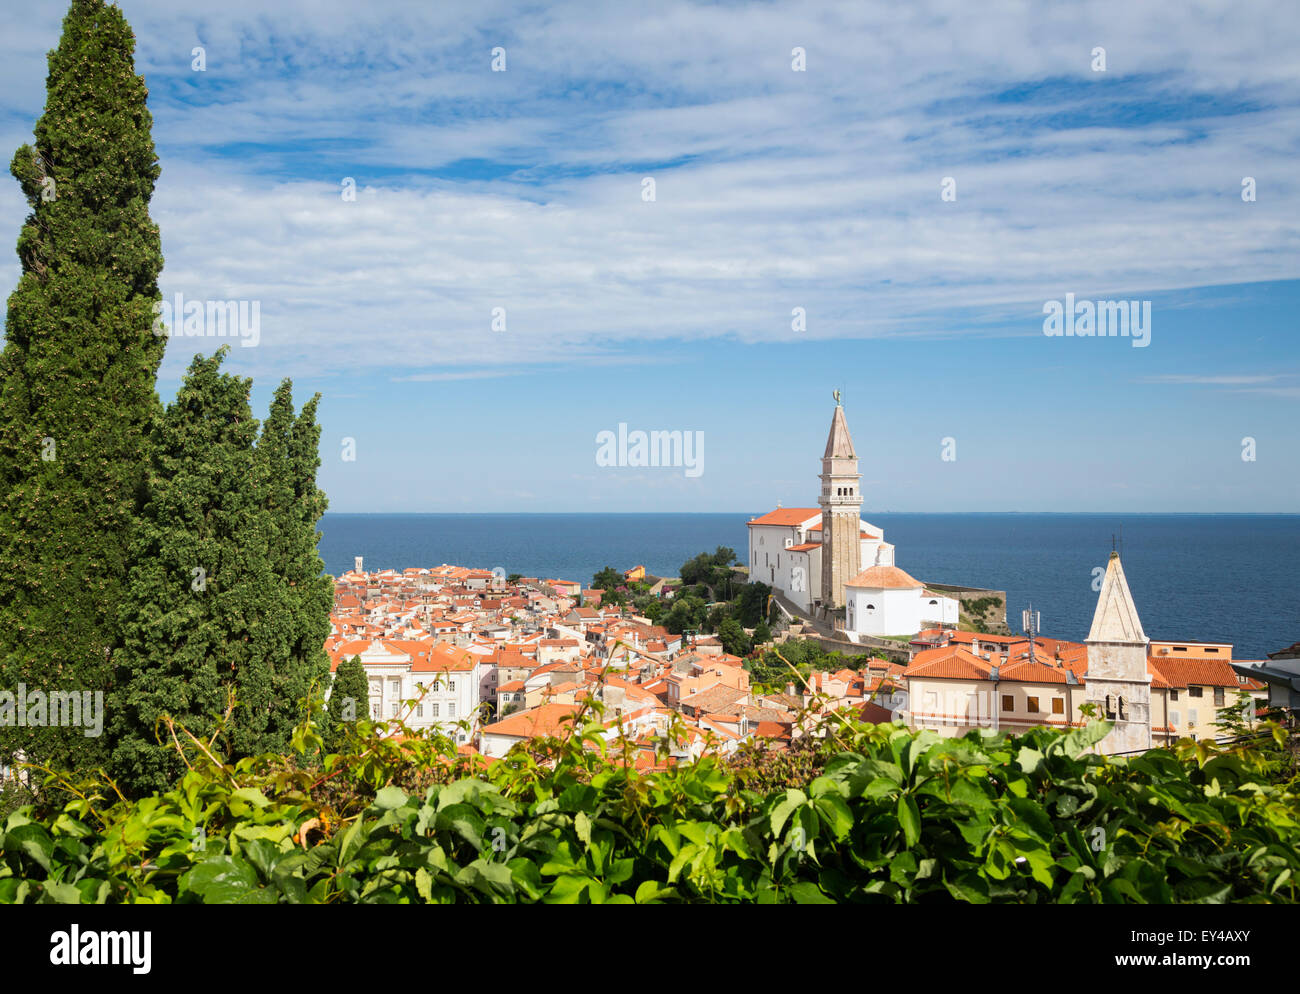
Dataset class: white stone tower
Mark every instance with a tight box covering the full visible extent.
[1084,550,1152,754]
[818,394,863,611]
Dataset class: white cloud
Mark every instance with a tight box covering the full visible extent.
[0,0,1297,387]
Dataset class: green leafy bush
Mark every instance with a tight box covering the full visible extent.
[1,708,1297,904]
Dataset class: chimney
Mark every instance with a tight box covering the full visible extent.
[971,638,980,656]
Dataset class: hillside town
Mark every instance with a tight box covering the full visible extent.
[325,549,1286,763]
[324,401,1290,764]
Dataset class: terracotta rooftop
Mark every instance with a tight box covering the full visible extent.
[845,565,923,589]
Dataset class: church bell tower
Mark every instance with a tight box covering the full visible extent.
[1085,550,1152,754]
[819,392,862,611]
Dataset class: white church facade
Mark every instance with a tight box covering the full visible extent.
[747,398,959,638]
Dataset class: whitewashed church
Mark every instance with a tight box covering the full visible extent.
[747,397,959,638]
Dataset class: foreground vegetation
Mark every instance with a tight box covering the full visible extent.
[2,702,1297,904]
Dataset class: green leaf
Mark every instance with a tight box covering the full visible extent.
[230,787,271,809]
[635,880,675,904]
[4,824,53,873]
[544,874,589,904]
[182,855,277,904]
[898,795,921,848]
[455,859,515,902]
[814,794,854,841]
[375,785,409,810]
[39,880,83,904]
[508,858,544,901]
[575,810,593,848]
[944,873,991,904]
[770,789,807,837]
[789,881,835,904]
[1016,746,1044,775]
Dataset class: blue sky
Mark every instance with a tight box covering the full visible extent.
[1,0,1298,512]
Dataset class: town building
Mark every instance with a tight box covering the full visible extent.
[747,398,959,636]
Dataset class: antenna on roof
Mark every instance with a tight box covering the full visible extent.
[1022,604,1041,665]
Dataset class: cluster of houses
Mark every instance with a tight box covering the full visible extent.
[325,558,892,765]
[324,551,1283,764]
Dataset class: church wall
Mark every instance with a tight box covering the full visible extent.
[1085,676,1153,753]
[920,594,960,626]
[748,523,820,610]
[846,584,922,637]
[1085,639,1153,754]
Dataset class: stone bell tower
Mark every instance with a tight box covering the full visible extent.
[1085,550,1152,754]
[818,393,862,611]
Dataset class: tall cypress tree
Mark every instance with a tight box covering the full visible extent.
[109,350,296,793]
[255,380,332,749]
[0,0,165,775]
[326,656,369,752]
[110,355,334,794]
[287,391,333,704]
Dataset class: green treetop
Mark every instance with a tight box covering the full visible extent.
[0,0,166,775]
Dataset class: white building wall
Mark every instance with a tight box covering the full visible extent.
[846,584,923,637]
[748,520,820,607]
[919,594,960,626]
[357,659,482,745]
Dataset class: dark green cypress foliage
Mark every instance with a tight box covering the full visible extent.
[111,356,336,794]
[109,350,295,793]
[0,0,165,775]
[255,381,332,750]
[326,656,369,751]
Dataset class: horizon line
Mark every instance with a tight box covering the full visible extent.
[320,510,1300,516]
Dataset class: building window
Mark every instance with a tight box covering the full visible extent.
[1170,689,1179,701]
[1052,698,1064,715]
[390,702,399,717]
[1001,695,1014,712]
[1171,710,1180,726]
[1189,708,1198,727]
[1173,646,1187,652]
[1027,697,1039,713]
[371,703,380,719]
[431,704,440,718]
[1189,686,1203,698]
[448,702,457,718]
[1205,648,1218,654]
[449,679,456,692]
[415,704,424,718]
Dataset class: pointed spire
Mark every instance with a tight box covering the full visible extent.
[1087,551,1147,644]
[823,404,856,459]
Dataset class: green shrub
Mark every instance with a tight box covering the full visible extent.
[1,706,1296,904]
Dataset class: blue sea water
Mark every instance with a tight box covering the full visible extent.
[318,513,1300,660]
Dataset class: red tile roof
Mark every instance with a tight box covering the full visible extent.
[1147,656,1240,689]
[481,702,580,740]
[845,565,923,589]
[749,508,821,527]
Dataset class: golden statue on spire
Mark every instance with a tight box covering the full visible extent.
[833,389,841,406]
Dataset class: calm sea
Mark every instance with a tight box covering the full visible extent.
[318,513,1300,660]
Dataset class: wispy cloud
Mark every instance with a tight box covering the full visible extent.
[1,0,1296,385]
